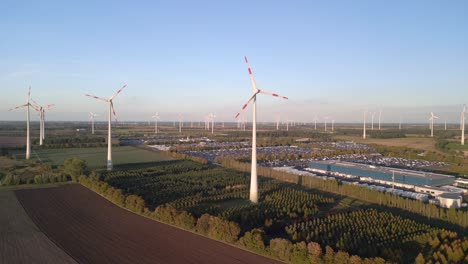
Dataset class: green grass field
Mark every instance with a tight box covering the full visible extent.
[11,146,174,168]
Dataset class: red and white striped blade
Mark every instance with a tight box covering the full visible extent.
[258,89,288,100]
[85,93,108,102]
[234,94,256,119]
[244,56,258,92]
[110,84,127,100]
[110,102,118,122]
[46,104,55,110]
[30,103,40,112]
[29,98,42,109]
[9,103,28,111]
[28,86,31,99]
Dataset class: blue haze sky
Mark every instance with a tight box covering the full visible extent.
[1,0,467,123]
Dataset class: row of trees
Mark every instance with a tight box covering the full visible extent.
[285,209,433,262]
[0,157,87,186]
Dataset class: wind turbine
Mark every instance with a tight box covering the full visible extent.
[363,110,367,139]
[313,115,318,130]
[178,113,183,133]
[234,56,288,203]
[331,119,335,131]
[324,117,329,131]
[29,99,54,146]
[399,116,402,130]
[9,87,33,159]
[461,105,466,145]
[85,84,127,170]
[371,112,375,130]
[428,112,438,137]
[276,116,280,130]
[209,113,216,134]
[89,112,98,135]
[152,112,160,134]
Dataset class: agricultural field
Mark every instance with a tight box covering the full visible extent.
[9,146,173,168]
[15,185,280,264]
[0,136,26,147]
[99,160,468,263]
[0,190,77,264]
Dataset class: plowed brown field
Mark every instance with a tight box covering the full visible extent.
[0,190,77,264]
[15,185,280,264]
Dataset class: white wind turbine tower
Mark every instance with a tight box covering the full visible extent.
[371,112,375,130]
[363,110,367,139]
[209,113,216,134]
[152,112,160,134]
[178,113,183,133]
[205,115,210,130]
[9,87,33,159]
[85,84,127,170]
[428,112,438,137]
[276,116,280,130]
[313,115,318,130]
[324,117,329,131]
[378,109,382,130]
[444,118,447,131]
[461,105,466,145]
[399,116,402,130]
[331,119,335,131]
[30,99,54,146]
[89,112,98,135]
[234,56,288,203]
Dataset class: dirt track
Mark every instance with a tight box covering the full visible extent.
[0,190,77,264]
[15,185,280,264]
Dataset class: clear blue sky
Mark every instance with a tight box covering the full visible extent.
[1,0,467,123]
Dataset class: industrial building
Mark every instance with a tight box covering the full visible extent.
[436,193,463,209]
[308,160,456,188]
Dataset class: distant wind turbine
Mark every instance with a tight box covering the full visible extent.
[9,87,33,159]
[209,113,216,134]
[85,84,127,170]
[152,112,160,134]
[234,56,288,203]
[89,112,98,134]
[30,99,54,146]
[428,112,438,137]
[363,110,367,139]
[178,113,183,133]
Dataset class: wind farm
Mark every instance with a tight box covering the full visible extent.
[1,1,468,264]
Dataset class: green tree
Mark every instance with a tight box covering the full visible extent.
[414,253,425,264]
[307,241,323,263]
[269,238,292,261]
[61,157,88,181]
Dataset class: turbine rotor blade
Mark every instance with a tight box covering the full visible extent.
[244,56,258,92]
[110,84,127,100]
[85,93,108,102]
[110,102,118,121]
[235,94,256,119]
[9,103,28,111]
[258,89,288,100]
